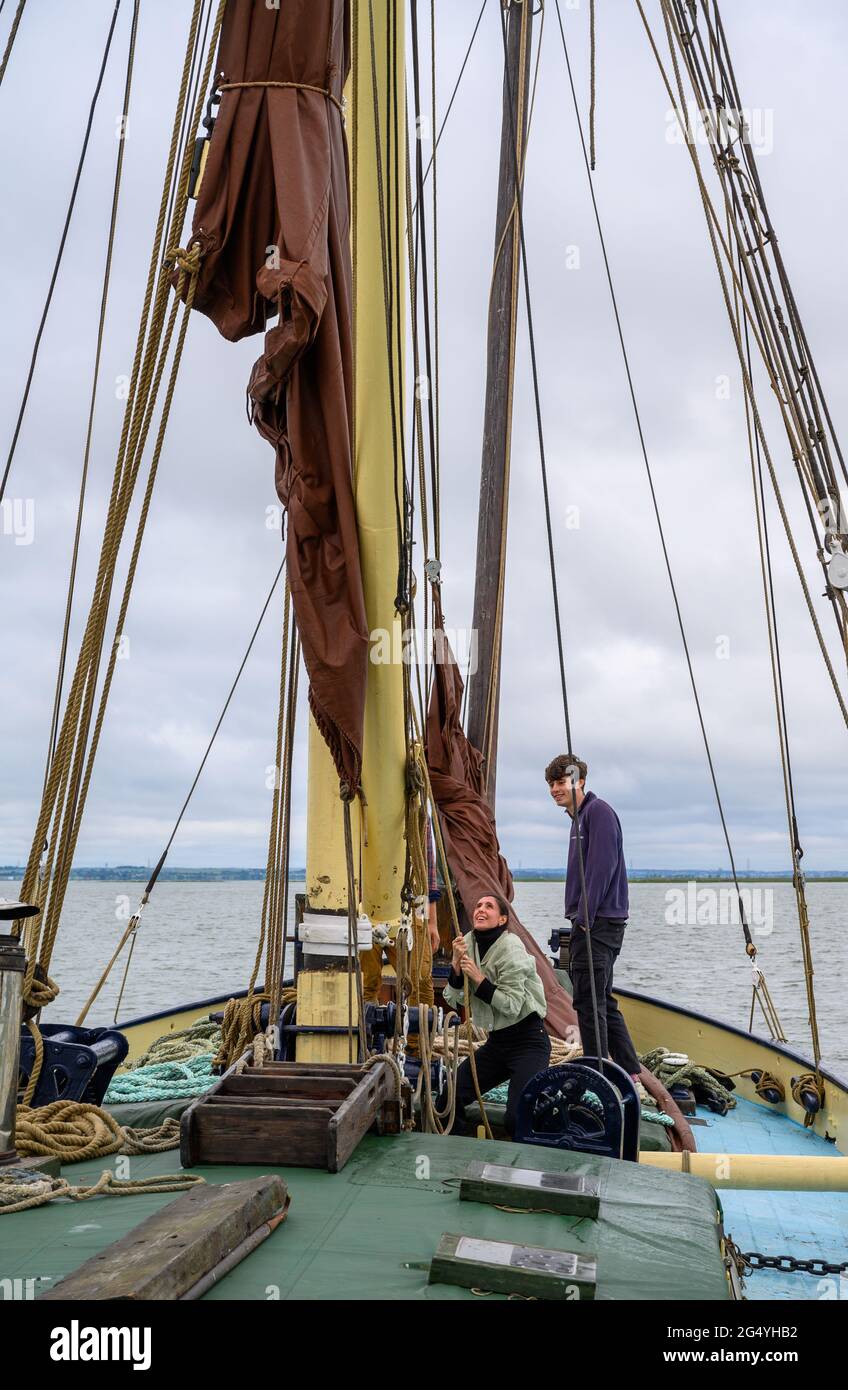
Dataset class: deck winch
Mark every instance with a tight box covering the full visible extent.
[514,1060,641,1161]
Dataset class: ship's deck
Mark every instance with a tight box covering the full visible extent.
[694,1096,848,1300]
[2,1132,730,1302]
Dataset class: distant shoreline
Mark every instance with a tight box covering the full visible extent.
[1,867,845,884]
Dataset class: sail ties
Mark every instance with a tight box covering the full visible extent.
[218,79,346,121]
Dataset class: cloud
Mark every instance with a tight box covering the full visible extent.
[1,0,846,876]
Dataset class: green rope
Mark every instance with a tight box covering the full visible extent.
[640,1047,737,1109]
[123,1019,222,1071]
[105,1054,216,1104]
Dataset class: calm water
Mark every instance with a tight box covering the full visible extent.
[12,878,847,1075]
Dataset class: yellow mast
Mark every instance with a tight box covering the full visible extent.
[352,0,407,928]
[298,0,407,1059]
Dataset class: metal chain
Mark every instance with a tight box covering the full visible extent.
[741,1251,848,1278]
[727,1237,848,1277]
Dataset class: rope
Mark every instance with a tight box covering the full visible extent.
[640,1048,737,1109]
[555,0,787,1036]
[492,0,606,1073]
[76,559,287,1026]
[0,1167,202,1216]
[0,0,123,505]
[105,1056,217,1104]
[42,1,140,799]
[218,79,345,119]
[406,719,492,1138]
[14,1,225,1016]
[791,1072,825,1129]
[14,1102,183,1163]
[125,1020,222,1070]
[588,0,597,170]
[649,0,827,1065]
[416,0,489,198]
[214,989,297,1073]
[342,789,369,1064]
[0,0,25,89]
[633,0,848,724]
[211,585,300,1074]
[363,1050,413,1131]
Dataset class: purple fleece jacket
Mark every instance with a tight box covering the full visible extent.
[564,791,629,928]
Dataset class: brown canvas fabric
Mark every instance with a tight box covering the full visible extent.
[183,0,367,793]
[425,602,577,1040]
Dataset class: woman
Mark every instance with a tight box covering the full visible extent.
[443,892,550,1137]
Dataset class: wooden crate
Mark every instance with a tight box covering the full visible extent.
[181,1058,406,1172]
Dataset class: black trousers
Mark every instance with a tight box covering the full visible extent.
[569,919,640,1076]
[447,1013,551,1137]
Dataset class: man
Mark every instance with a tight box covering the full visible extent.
[545,753,640,1079]
[443,892,550,1136]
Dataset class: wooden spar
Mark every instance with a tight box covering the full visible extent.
[466,0,534,809]
[299,0,408,1058]
[641,1152,848,1192]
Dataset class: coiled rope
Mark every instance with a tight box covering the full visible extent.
[13,1101,183,1163]
[640,1047,737,1110]
[105,1056,217,1104]
[0,1167,202,1216]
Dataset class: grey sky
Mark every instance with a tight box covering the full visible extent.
[1,0,846,875]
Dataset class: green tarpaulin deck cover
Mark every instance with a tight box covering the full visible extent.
[2,1131,728,1301]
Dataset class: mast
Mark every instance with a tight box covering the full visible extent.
[466,0,534,808]
[300,0,408,1057]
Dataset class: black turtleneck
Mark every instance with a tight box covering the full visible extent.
[448,923,508,1002]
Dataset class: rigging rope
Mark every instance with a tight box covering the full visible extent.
[554,0,786,1038]
[416,0,489,200]
[588,0,597,170]
[214,582,301,1072]
[408,712,493,1137]
[0,0,25,89]
[0,0,124,506]
[14,0,226,1028]
[494,0,607,1071]
[75,557,287,1026]
[633,0,848,725]
[44,0,141,795]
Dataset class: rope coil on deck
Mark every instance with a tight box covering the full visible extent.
[14,1102,183,1164]
[0,1167,203,1216]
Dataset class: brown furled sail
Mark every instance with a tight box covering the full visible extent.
[425,597,576,1041]
[181,0,368,793]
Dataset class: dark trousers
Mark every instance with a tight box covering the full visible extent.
[569,919,640,1076]
[447,1013,551,1137]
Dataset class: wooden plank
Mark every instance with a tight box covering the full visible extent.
[221,1074,357,1099]
[203,1094,343,1110]
[40,1176,288,1301]
[257,1062,365,1075]
[327,1061,393,1172]
[429,1233,597,1302]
